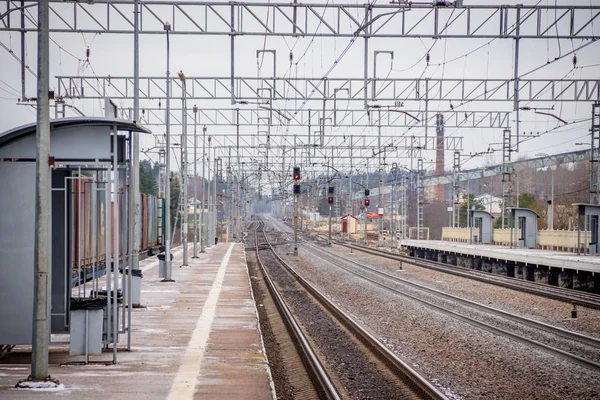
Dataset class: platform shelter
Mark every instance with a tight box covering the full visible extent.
[0,118,149,362]
[470,210,495,244]
[509,208,541,249]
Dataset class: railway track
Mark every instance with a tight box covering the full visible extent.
[253,221,339,400]
[338,242,600,310]
[304,242,600,372]
[254,219,448,400]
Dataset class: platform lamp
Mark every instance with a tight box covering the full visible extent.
[162,20,174,282]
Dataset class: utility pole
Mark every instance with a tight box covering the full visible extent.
[401,173,407,240]
[377,111,383,247]
[365,162,369,244]
[348,136,353,241]
[207,138,212,246]
[417,158,424,240]
[192,106,199,258]
[200,126,207,252]
[213,154,218,245]
[452,151,460,228]
[179,71,188,267]
[391,163,397,250]
[24,0,55,386]
[162,20,173,282]
[126,0,141,349]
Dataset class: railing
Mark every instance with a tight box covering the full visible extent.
[441,227,588,253]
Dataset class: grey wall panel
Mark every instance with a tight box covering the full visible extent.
[0,162,35,345]
[0,125,111,160]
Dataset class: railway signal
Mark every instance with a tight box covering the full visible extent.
[328,196,334,204]
[364,198,370,207]
[365,189,370,196]
[293,166,300,181]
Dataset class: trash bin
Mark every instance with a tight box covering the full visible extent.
[120,269,144,304]
[69,297,106,356]
[157,252,173,278]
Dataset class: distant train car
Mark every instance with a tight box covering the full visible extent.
[71,173,163,283]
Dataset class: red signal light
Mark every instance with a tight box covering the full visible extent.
[364,199,370,207]
[328,196,334,204]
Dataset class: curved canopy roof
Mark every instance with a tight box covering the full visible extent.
[0,117,151,148]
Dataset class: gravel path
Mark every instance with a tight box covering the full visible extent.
[258,236,427,399]
[264,220,600,400]
[326,244,600,338]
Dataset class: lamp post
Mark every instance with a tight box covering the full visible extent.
[162,20,173,281]
[535,153,555,230]
[484,181,493,215]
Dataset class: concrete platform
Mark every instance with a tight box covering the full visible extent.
[0,243,275,400]
[402,239,600,274]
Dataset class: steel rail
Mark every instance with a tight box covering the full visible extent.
[309,242,600,350]
[305,242,600,372]
[340,243,600,310]
[261,221,449,400]
[254,221,342,400]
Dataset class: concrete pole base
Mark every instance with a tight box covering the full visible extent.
[16,375,60,389]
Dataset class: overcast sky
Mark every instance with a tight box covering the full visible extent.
[1,0,599,174]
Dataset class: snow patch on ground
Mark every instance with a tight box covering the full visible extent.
[15,381,66,391]
[138,328,168,334]
[431,378,464,400]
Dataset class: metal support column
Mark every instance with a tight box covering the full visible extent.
[27,0,53,384]
[501,128,513,227]
[192,106,199,258]
[417,158,424,240]
[590,102,600,204]
[452,151,460,228]
[200,126,207,252]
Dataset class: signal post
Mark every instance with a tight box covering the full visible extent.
[293,167,300,256]
[328,185,334,246]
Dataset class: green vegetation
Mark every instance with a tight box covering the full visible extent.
[139,160,158,195]
[459,194,485,227]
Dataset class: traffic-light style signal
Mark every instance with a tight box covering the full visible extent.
[328,186,334,194]
[293,166,300,181]
[328,196,334,204]
[294,184,300,194]
[365,189,370,196]
[364,198,370,207]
